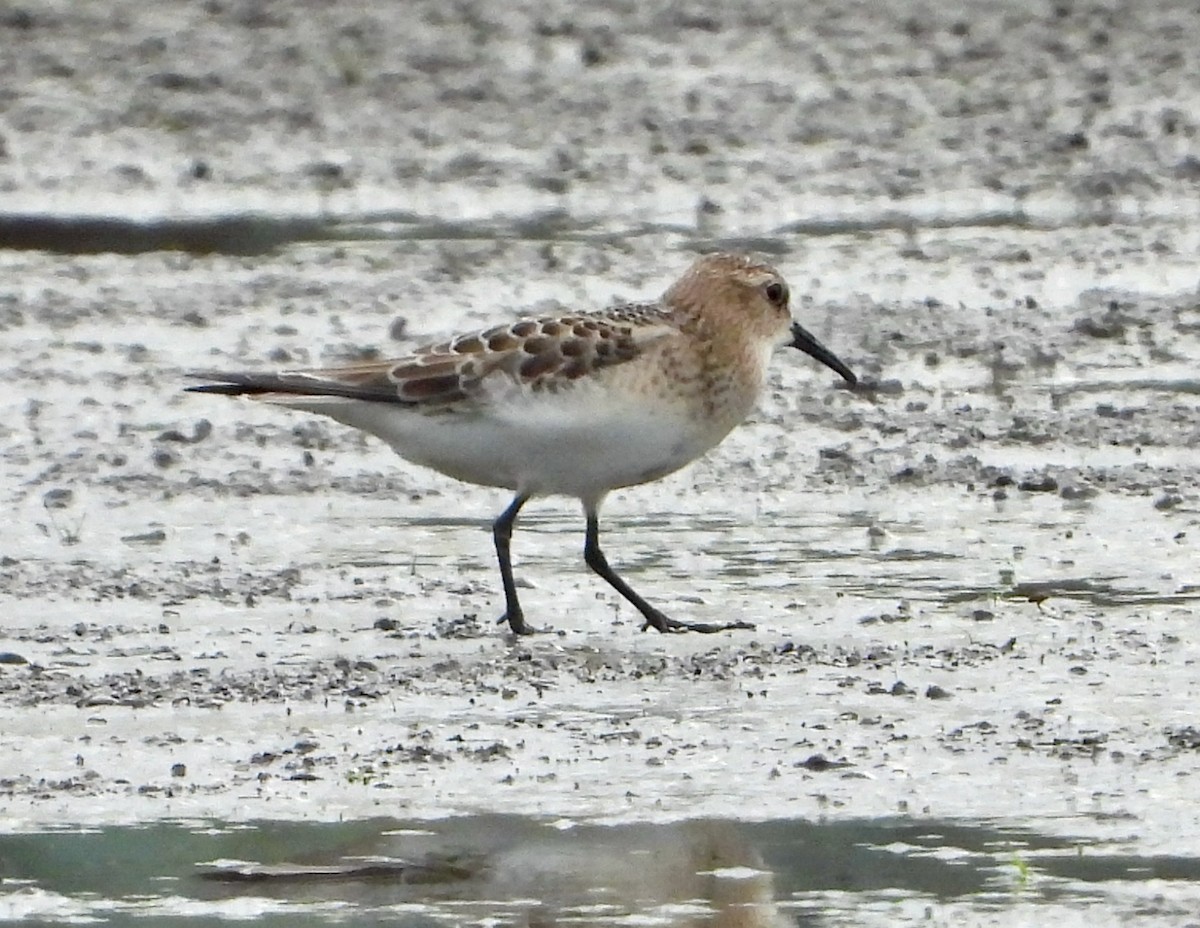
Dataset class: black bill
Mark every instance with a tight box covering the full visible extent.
[789,322,856,386]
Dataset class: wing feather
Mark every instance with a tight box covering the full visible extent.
[185,303,679,407]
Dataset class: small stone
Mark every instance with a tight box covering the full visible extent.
[795,754,851,772]
[152,448,179,469]
[1155,493,1183,511]
[43,488,73,509]
[121,529,167,545]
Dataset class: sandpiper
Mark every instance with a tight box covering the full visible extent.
[187,253,857,635]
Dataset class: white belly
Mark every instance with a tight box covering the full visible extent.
[286,385,730,504]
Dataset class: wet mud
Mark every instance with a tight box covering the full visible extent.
[2,0,1200,924]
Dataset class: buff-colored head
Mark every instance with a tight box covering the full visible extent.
[664,253,857,385]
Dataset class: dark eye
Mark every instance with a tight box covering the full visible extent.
[764,282,788,306]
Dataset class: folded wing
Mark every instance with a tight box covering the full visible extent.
[186,305,678,407]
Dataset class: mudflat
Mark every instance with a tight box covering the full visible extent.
[2,2,1199,924]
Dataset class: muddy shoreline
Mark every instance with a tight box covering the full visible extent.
[2,1,1200,923]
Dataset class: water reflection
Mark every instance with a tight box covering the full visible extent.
[199,819,785,927]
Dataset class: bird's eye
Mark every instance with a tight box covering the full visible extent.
[764,282,788,306]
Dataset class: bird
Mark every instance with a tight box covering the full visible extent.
[186,253,857,636]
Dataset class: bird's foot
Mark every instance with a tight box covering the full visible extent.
[641,611,755,634]
[497,610,538,636]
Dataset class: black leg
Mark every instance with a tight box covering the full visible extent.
[582,510,755,634]
[493,494,533,635]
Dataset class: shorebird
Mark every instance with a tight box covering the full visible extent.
[187,253,857,635]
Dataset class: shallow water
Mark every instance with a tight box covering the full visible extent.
[5,815,1200,926]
